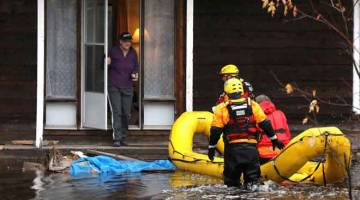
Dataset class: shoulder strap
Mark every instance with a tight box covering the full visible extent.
[246,98,253,115]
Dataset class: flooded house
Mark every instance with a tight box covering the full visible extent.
[0,0,358,148]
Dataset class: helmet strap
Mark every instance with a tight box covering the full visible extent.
[228,92,242,99]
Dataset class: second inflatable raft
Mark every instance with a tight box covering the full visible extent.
[168,111,351,185]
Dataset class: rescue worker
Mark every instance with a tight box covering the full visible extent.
[216,64,254,105]
[255,95,291,164]
[208,78,285,188]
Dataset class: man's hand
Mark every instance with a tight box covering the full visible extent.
[271,139,285,150]
[208,146,216,161]
[131,73,139,81]
[107,57,111,65]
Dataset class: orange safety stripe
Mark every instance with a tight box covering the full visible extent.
[228,139,257,144]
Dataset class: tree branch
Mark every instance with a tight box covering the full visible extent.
[269,71,360,110]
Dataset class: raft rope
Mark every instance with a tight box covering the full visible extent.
[322,132,329,186]
[271,131,348,184]
[168,139,224,165]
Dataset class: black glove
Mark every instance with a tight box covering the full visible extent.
[208,146,216,161]
[271,139,285,150]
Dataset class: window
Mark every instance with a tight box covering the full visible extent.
[46,0,77,99]
[143,0,175,99]
[143,0,175,128]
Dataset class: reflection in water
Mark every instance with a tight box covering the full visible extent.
[31,170,45,199]
[169,170,222,188]
[31,172,173,200]
[0,161,360,199]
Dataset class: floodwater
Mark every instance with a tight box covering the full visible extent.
[1,161,360,200]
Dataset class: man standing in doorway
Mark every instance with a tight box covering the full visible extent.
[107,32,139,147]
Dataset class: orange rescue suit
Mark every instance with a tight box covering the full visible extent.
[212,98,267,144]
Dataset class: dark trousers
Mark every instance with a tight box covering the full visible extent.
[223,143,261,187]
[260,158,271,165]
[108,85,133,142]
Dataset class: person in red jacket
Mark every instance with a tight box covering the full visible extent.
[255,95,291,164]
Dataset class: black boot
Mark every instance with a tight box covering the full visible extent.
[120,141,128,146]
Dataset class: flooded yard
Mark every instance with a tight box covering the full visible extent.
[1,160,360,200]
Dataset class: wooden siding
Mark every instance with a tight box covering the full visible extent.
[175,0,186,117]
[0,0,37,136]
[193,0,353,124]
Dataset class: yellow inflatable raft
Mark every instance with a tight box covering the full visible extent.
[168,111,352,185]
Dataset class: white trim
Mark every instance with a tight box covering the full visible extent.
[353,0,360,114]
[104,0,109,128]
[186,0,194,111]
[142,125,172,130]
[44,126,77,130]
[36,0,45,148]
[80,0,85,128]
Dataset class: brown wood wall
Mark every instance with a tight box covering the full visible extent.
[0,0,37,138]
[175,0,186,117]
[193,0,353,125]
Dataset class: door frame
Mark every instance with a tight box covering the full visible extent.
[79,0,186,130]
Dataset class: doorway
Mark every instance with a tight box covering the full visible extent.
[81,0,176,130]
[110,0,141,129]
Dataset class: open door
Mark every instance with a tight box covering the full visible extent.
[82,0,108,129]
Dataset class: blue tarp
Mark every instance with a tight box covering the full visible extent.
[70,155,176,177]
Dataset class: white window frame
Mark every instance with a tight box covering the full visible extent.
[186,0,193,111]
[36,0,45,148]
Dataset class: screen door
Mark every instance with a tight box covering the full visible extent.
[82,0,108,129]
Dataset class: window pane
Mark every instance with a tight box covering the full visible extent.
[85,0,105,43]
[85,45,104,92]
[143,0,175,99]
[46,0,77,98]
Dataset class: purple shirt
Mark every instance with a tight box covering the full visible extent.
[108,46,139,88]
